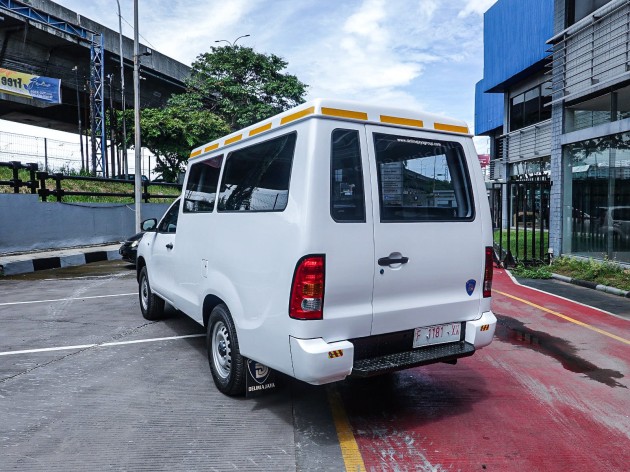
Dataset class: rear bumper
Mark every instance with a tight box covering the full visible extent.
[290,312,496,385]
[465,310,496,349]
[290,337,354,385]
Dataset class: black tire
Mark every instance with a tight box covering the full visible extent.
[207,304,245,396]
[139,267,164,320]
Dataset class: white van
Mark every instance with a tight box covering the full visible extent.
[136,99,496,395]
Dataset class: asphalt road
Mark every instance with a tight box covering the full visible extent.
[1,262,628,471]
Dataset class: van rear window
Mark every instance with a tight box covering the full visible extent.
[218,133,296,212]
[373,133,474,222]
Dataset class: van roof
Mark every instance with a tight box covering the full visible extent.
[189,98,470,160]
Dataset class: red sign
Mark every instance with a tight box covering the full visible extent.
[478,154,490,168]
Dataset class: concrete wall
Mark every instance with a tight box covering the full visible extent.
[0,194,171,254]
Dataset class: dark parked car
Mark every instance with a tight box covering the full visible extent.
[119,231,144,263]
[114,173,149,182]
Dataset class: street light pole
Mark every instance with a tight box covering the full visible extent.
[72,66,84,173]
[116,0,128,176]
[133,0,141,232]
[214,34,250,47]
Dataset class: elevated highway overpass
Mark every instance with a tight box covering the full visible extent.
[0,0,190,135]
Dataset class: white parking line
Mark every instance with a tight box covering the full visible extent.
[0,334,206,357]
[0,293,136,307]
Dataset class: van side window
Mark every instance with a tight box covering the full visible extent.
[330,129,366,222]
[184,155,223,213]
[218,133,296,212]
[373,133,474,222]
[158,199,180,233]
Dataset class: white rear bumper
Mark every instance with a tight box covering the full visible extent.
[289,337,354,385]
[290,311,496,385]
[465,311,496,349]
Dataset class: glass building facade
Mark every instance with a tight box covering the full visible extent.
[563,131,630,263]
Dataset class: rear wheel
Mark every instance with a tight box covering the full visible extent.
[207,304,245,396]
[139,267,164,320]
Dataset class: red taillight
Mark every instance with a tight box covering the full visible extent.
[483,246,493,298]
[290,255,325,320]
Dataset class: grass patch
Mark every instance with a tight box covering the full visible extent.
[511,264,553,279]
[494,229,549,262]
[0,167,179,203]
[550,256,630,291]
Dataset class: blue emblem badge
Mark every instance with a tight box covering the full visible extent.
[247,360,270,385]
[466,279,476,296]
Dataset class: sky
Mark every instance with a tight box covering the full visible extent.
[0,0,498,154]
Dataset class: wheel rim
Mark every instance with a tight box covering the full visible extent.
[212,321,231,379]
[140,275,149,311]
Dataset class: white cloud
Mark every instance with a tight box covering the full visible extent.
[458,0,498,18]
[1,0,492,143]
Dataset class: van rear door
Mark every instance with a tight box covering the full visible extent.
[365,127,483,336]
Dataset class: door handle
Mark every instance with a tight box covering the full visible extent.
[378,256,409,266]
[166,243,173,250]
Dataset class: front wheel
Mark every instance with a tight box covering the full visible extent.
[139,267,164,320]
[207,304,245,396]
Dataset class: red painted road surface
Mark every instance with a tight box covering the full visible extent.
[339,269,630,471]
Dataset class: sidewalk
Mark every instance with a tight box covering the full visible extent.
[0,243,122,276]
[511,273,630,321]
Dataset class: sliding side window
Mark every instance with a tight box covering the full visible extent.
[184,155,223,213]
[218,133,296,212]
[330,129,365,222]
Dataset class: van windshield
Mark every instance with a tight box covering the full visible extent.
[373,133,474,222]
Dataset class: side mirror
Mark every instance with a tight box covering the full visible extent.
[177,171,186,185]
[141,218,157,232]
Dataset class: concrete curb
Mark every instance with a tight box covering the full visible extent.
[0,245,122,276]
[551,273,630,298]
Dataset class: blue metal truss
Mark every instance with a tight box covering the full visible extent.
[0,0,107,176]
[0,0,95,42]
[90,34,107,176]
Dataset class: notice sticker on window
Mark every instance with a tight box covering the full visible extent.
[380,162,403,205]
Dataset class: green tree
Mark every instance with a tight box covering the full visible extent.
[116,45,307,179]
[118,100,230,182]
[186,45,308,130]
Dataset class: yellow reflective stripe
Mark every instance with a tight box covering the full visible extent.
[249,122,272,137]
[204,143,219,153]
[434,122,469,134]
[224,134,243,145]
[380,115,424,128]
[327,386,366,471]
[190,149,202,158]
[280,106,315,125]
[321,107,368,121]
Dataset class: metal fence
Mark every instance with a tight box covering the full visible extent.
[0,130,153,176]
[0,131,82,173]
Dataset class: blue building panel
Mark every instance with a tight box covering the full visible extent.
[475,80,504,135]
[483,0,554,92]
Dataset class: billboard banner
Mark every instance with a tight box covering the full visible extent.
[0,68,61,104]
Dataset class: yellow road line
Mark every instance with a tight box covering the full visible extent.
[327,385,366,472]
[495,289,630,345]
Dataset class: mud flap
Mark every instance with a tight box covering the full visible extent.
[245,359,277,397]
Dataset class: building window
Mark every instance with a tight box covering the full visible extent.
[563,132,630,263]
[566,0,612,27]
[509,82,552,132]
[564,83,630,133]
